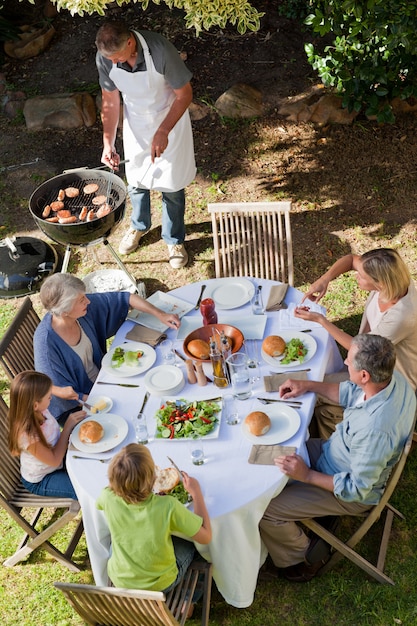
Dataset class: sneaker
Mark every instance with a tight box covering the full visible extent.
[168,244,188,269]
[118,228,146,255]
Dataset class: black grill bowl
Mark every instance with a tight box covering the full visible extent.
[29,169,127,246]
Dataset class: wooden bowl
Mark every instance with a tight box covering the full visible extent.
[183,324,244,362]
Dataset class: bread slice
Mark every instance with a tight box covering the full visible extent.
[154,466,180,494]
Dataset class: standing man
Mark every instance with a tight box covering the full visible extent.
[259,334,415,582]
[95,19,196,269]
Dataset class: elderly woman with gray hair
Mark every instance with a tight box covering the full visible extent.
[34,274,180,417]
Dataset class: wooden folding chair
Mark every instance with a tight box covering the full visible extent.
[0,296,40,380]
[0,395,83,571]
[301,426,415,585]
[208,201,293,284]
[55,559,213,626]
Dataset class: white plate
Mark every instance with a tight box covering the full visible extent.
[101,342,156,378]
[261,331,317,369]
[242,403,301,444]
[86,395,113,414]
[154,397,223,440]
[144,365,185,396]
[176,313,267,341]
[71,413,129,453]
[127,291,194,332]
[205,278,255,310]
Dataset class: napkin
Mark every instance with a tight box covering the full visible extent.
[125,324,167,347]
[266,284,289,311]
[248,444,296,465]
[263,370,308,392]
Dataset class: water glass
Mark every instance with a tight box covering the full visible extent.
[160,339,176,365]
[222,393,240,425]
[189,436,205,465]
[245,340,261,382]
[226,352,252,400]
[135,412,149,444]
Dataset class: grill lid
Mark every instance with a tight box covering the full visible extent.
[0,236,58,298]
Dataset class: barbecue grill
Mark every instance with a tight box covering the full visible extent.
[29,167,138,292]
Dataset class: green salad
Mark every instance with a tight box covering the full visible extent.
[111,346,144,368]
[281,338,308,364]
[170,483,192,505]
[155,399,221,439]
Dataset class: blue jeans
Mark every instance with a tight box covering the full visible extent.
[128,185,186,245]
[163,537,203,602]
[21,469,77,500]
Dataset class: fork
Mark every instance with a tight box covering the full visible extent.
[257,397,302,407]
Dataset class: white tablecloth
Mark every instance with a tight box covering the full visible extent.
[67,279,343,608]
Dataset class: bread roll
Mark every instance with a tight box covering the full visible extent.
[244,411,271,436]
[79,420,104,444]
[154,466,180,494]
[262,335,286,357]
[187,338,210,360]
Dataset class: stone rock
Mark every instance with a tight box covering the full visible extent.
[23,93,97,130]
[4,24,55,60]
[189,101,210,121]
[391,97,417,115]
[215,83,263,118]
[3,91,26,119]
[278,85,357,126]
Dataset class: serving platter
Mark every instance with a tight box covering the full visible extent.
[261,330,317,369]
[71,413,129,453]
[127,291,194,332]
[242,403,301,445]
[204,277,255,310]
[101,341,156,378]
[153,397,223,440]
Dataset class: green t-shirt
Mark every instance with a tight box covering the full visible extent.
[96,488,202,590]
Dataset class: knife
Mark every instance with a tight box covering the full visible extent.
[268,369,311,375]
[167,456,183,483]
[97,382,140,388]
[195,284,206,310]
[138,391,150,415]
[257,397,302,406]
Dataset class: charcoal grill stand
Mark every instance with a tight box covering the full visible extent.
[61,239,140,294]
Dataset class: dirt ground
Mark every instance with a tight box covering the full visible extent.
[1,1,417,308]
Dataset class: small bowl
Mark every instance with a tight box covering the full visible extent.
[183,324,244,362]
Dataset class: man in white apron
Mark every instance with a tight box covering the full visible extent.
[95,20,196,269]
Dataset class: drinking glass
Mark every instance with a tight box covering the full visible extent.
[160,339,176,365]
[189,436,205,465]
[135,412,149,444]
[226,352,252,400]
[222,393,240,425]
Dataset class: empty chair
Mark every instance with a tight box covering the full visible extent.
[55,558,213,626]
[301,425,415,585]
[208,201,293,283]
[0,296,40,380]
[0,394,83,571]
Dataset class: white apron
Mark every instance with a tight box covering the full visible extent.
[109,32,196,192]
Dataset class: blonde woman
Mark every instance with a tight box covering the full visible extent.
[295,248,417,436]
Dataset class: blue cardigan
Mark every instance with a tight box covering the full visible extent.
[34,292,130,416]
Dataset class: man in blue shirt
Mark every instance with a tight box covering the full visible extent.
[259,333,416,582]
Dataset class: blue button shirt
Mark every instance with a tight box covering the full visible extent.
[316,371,416,505]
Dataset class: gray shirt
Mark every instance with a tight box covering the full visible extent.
[96,30,192,92]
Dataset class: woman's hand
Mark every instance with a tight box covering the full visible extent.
[52,385,79,401]
[294,305,324,324]
[300,279,329,303]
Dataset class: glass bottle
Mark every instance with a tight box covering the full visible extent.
[200,298,218,325]
[251,285,264,315]
[209,339,228,388]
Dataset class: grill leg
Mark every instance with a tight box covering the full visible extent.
[61,245,72,273]
[102,239,139,294]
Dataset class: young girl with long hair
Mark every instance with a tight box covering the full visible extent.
[8,370,86,499]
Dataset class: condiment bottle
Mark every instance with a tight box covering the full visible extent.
[185,359,197,384]
[200,298,218,325]
[209,339,228,388]
[219,330,231,361]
